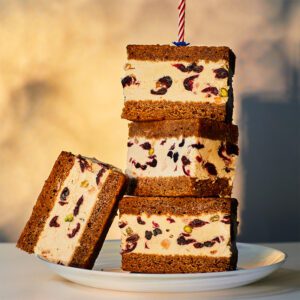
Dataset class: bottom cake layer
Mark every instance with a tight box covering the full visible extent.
[122,253,237,273]
[127,176,232,197]
[122,100,231,122]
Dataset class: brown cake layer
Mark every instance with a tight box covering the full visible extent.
[119,196,237,216]
[126,176,233,197]
[127,45,235,67]
[122,253,236,273]
[17,151,75,253]
[128,117,238,143]
[122,100,233,123]
[17,151,127,269]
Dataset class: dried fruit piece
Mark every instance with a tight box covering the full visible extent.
[140,142,151,150]
[220,87,228,97]
[177,235,196,245]
[121,75,138,88]
[183,225,193,233]
[178,139,185,147]
[145,230,153,240]
[196,156,202,163]
[96,168,106,185]
[161,239,171,249]
[153,228,163,236]
[181,156,191,176]
[151,76,173,95]
[160,140,167,145]
[167,151,173,158]
[226,143,239,156]
[78,155,89,172]
[67,223,80,238]
[126,234,140,243]
[173,152,179,163]
[214,68,229,79]
[121,242,137,254]
[60,187,70,201]
[118,221,128,228]
[146,158,157,168]
[152,221,159,228]
[189,219,209,228]
[80,180,89,188]
[201,86,219,96]
[183,75,199,91]
[204,162,218,176]
[166,217,175,223]
[127,141,133,147]
[49,216,60,227]
[137,216,146,225]
[73,196,84,216]
[64,214,74,222]
[221,215,231,224]
[191,143,204,149]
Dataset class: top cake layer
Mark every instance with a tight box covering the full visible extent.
[127,45,235,65]
[121,45,235,122]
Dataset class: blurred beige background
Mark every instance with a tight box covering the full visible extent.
[0,0,299,242]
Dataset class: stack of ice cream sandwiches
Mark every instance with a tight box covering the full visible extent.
[119,45,239,273]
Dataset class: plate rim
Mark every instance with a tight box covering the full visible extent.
[36,241,287,278]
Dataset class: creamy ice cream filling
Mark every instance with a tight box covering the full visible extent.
[120,213,232,257]
[126,136,238,183]
[122,59,230,104]
[34,155,110,265]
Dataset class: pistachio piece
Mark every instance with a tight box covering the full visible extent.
[80,180,89,188]
[210,215,220,222]
[64,214,74,222]
[220,88,228,97]
[148,148,155,156]
[126,227,133,235]
[183,225,193,233]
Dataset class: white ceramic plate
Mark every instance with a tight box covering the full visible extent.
[37,241,286,292]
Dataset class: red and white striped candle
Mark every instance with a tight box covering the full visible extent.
[177,0,186,43]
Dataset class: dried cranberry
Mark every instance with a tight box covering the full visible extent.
[68,223,80,238]
[177,236,196,245]
[78,155,89,172]
[191,143,204,149]
[60,187,69,201]
[58,201,68,206]
[140,164,147,170]
[73,196,84,216]
[153,228,162,236]
[140,142,151,150]
[145,230,153,240]
[173,152,179,163]
[127,141,133,147]
[183,75,199,91]
[196,156,202,163]
[152,221,159,228]
[145,242,149,249]
[221,215,231,224]
[214,68,229,79]
[226,143,239,156]
[218,143,230,161]
[160,140,167,145]
[126,234,140,243]
[167,217,175,223]
[49,216,60,227]
[137,216,146,225]
[201,86,219,96]
[172,64,187,72]
[118,221,128,228]
[189,219,209,228]
[178,139,185,147]
[204,162,218,176]
[146,159,157,168]
[96,168,106,185]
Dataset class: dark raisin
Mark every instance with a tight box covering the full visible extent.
[226,143,239,156]
[73,196,84,216]
[127,141,133,147]
[167,151,173,158]
[170,143,175,150]
[191,143,204,149]
[140,164,147,170]
[218,143,230,161]
[173,152,179,163]
[146,159,157,168]
[177,236,196,245]
[204,241,214,247]
[166,217,175,223]
[212,236,221,243]
[118,221,127,228]
[96,168,106,185]
[49,216,60,227]
[172,63,187,72]
[58,201,68,206]
[178,139,185,147]
[140,142,151,150]
[186,63,203,73]
[225,167,231,173]
[160,140,167,145]
[135,162,141,169]
[126,234,140,243]
[67,223,80,238]
[153,228,162,236]
[137,216,146,225]
[121,75,138,87]
[193,242,204,248]
[204,162,218,176]
[121,242,137,254]
[183,75,199,91]
[151,88,168,95]
[158,76,172,88]
[78,155,89,172]
[189,219,209,228]
[181,156,191,166]
[214,68,229,79]
[145,230,153,240]
[201,86,219,96]
[60,187,69,201]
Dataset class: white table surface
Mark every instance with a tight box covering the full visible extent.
[0,242,299,300]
